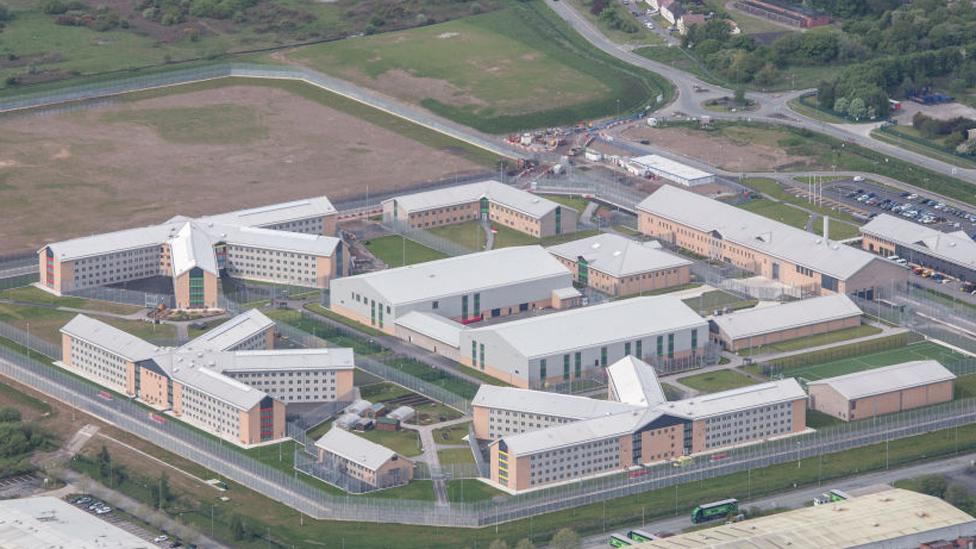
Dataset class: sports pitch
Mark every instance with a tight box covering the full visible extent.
[782,341,966,381]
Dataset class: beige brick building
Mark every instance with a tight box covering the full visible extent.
[381,180,578,238]
[637,186,906,299]
[807,360,955,422]
[315,427,413,489]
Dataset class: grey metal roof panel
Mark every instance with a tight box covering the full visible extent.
[630,154,713,181]
[712,294,862,340]
[61,314,160,362]
[807,359,956,400]
[201,196,336,227]
[472,385,641,419]
[606,356,667,407]
[180,309,275,352]
[658,378,807,420]
[637,186,881,280]
[343,245,572,306]
[382,180,571,218]
[394,311,464,348]
[501,408,661,455]
[314,427,400,470]
[547,233,691,277]
[466,296,706,359]
[0,496,151,549]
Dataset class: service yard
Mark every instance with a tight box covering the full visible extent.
[0,78,494,255]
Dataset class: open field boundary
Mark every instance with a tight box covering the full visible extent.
[0,63,525,163]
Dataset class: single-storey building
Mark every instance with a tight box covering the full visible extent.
[861,213,976,282]
[546,233,692,297]
[314,428,413,488]
[711,294,863,351]
[807,360,956,422]
[627,155,715,187]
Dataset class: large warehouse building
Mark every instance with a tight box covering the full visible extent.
[58,312,355,446]
[807,360,955,422]
[477,356,807,492]
[711,294,863,351]
[633,489,976,548]
[627,154,715,187]
[861,213,976,282]
[38,196,345,309]
[329,246,575,335]
[460,295,710,388]
[381,180,578,238]
[546,233,692,297]
[637,186,905,298]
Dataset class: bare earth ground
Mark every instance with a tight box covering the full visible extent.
[0,84,483,254]
[617,125,817,172]
[892,101,976,124]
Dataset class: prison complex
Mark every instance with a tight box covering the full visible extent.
[314,427,414,489]
[546,233,692,297]
[381,180,578,238]
[58,310,355,446]
[474,356,807,492]
[637,186,905,298]
[38,197,344,309]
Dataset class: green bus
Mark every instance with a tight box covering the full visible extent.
[627,529,658,542]
[691,498,739,524]
[609,534,632,547]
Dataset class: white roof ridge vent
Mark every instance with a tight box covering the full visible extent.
[612,251,622,256]
[592,243,601,249]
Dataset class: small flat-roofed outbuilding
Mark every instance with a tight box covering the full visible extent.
[807,360,956,421]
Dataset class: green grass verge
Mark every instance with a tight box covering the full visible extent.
[805,409,845,429]
[677,369,757,394]
[290,1,673,133]
[357,428,423,457]
[661,382,685,401]
[738,198,812,230]
[438,448,476,465]
[739,324,883,356]
[0,286,141,315]
[303,303,388,339]
[365,235,449,267]
[539,228,603,247]
[427,222,485,252]
[954,375,976,400]
[447,479,505,503]
[874,126,976,170]
[433,422,471,445]
[740,177,862,226]
[363,480,436,501]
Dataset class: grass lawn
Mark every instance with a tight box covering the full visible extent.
[363,480,436,501]
[539,194,590,213]
[409,401,465,426]
[788,95,851,124]
[102,104,267,145]
[738,198,812,230]
[433,422,471,445]
[186,317,229,340]
[101,317,177,344]
[447,479,505,503]
[288,1,672,133]
[358,428,423,457]
[764,341,966,382]
[741,177,861,225]
[635,45,716,85]
[0,285,142,315]
[540,228,603,247]
[385,356,480,401]
[682,290,757,315]
[678,369,756,394]
[661,382,685,401]
[365,235,448,267]
[0,303,83,344]
[739,324,883,356]
[438,448,476,465]
[954,375,976,399]
[427,221,486,252]
[492,224,543,248]
[564,0,664,46]
[806,409,844,429]
[303,303,388,339]
[360,382,415,404]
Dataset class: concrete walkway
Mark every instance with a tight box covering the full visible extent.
[481,218,494,251]
[402,416,472,507]
[742,322,908,364]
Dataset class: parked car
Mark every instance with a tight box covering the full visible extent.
[74,496,92,505]
[853,176,865,182]
[95,506,112,515]
[154,535,170,543]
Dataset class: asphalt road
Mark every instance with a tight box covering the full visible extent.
[582,451,976,548]
[544,0,976,185]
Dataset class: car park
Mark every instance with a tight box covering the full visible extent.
[74,496,92,505]
[95,505,112,515]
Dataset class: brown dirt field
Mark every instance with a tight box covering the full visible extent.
[0,84,485,254]
[618,125,818,172]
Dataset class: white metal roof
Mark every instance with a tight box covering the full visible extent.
[315,427,402,471]
[547,233,691,278]
[394,311,464,348]
[44,223,171,262]
[861,213,976,270]
[168,361,266,410]
[807,360,956,400]
[0,497,151,549]
[201,195,336,227]
[383,180,571,218]
[712,294,862,340]
[218,224,340,257]
[61,314,160,362]
[658,378,806,420]
[630,154,713,181]
[637,186,882,280]
[339,245,572,306]
[472,385,641,420]
[606,356,667,407]
[635,488,976,548]
[465,296,706,359]
[552,286,582,300]
[169,222,219,277]
[500,408,661,455]
[180,309,274,352]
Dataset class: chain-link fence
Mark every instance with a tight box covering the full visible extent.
[533,171,647,214]
[0,320,62,360]
[0,273,39,291]
[415,461,483,480]
[64,286,174,309]
[382,220,477,258]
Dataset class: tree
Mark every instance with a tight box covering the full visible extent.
[848,97,867,120]
[488,540,510,549]
[918,475,948,499]
[0,3,11,22]
[229,513,247,541]
[833,97,850,114]
[514,539,536,549]
[733,87,746,105]
[945,484,971,509]
[550,528,581,549]
[817,80,836,110]
[97,445,111,480]
[159,472,172,507]
[0,407,21,423]
[753,63,780,87]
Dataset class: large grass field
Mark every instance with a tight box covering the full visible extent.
[287,1,672,133]
[364,235,448,267]
[358,428,423,457]
[739,324,883,356]
[427,222,486,252]
[764,341,966,382]
[0,302,175,344]
[677,369,757,394]
[0,285,141,315]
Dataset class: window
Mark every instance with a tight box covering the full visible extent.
[624,342,631,356]
[821,274,838,292]
[667,333,674,359]
[656,336,663,357]
[635,340,643,360]
[600,346,608,367]
[432,301,439,310]
[574,352,582,378]
[540,359,547,381]
[479,343,485,370]
[563,354,570,380]
[691,330,698,351]
[471,341,477,365]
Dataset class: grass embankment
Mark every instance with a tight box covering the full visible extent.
[290,1,673,133]
[738,324,883,356]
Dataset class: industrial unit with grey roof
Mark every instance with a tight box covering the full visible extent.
[711,293,863,342]
[546,233,692,279]
[382,180,571,219]
[861,213,976,278]
[806,360,956,401]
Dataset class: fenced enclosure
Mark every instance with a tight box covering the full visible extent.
[382,219,479,258]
